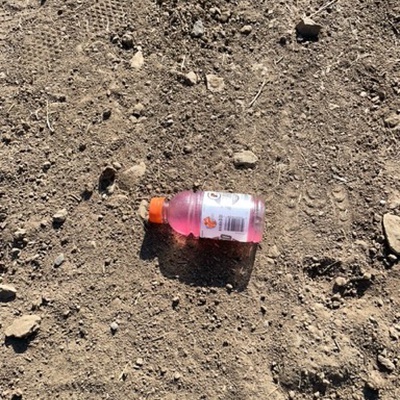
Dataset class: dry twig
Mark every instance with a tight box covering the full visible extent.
[310,0,338,18]
[248,80,266,108]
[46,100,54,133]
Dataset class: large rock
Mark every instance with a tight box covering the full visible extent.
[233,150,258,168]
[5,315,41,339]
[383,214,400,255]
[0,284,17,301]
[296,17,321,39]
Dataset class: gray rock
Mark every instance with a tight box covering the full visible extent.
[296,17,322,39]
[384,113,400,128]
[233,150,258,168]
[5,315,41,339]
[54,253,65,267]
[0,284,17,301]
[206,74,225,92]
[192,20,204,37]
[53,209,68,224]
[383,214,400,255]
[377,355,396,372]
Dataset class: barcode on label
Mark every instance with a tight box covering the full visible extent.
[224,217,245,232]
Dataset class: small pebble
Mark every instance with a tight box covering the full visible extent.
[42,161,51,171]
[13,228,27,240]
[132,103,145,117]
[173,372,182,380]
[172,296,180,308]
[389,326,399,340]
[136,357,144,366]
[0,284,17,301]
[183,145,193,154]
[240,25,252,34]
[130,50,144,69]
[54,253,65,267]
[110,321,119,333]
[192,20,204,37]
[53,209,68,224]
[138,199,149,220]
[377,354,395,372]
[334,276,347,288]
[102,109,112,120]
[183,71,198,86]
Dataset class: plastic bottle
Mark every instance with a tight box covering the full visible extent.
[148,191,265,243]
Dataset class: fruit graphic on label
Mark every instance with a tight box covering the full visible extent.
[203,216,217,229]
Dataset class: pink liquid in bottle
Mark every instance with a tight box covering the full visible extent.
[149,191,265,243]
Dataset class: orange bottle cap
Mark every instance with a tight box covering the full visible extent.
[148,197,166,224]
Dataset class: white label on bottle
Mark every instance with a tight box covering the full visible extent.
[200,192,252,242]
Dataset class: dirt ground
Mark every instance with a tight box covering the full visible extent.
[1,0,400,399]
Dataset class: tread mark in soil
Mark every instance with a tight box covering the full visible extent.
[330,184,351,229]
[82,0,127,33]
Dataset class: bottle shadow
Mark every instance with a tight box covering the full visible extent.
[140,223,258,291]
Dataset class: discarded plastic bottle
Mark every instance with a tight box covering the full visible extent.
[148,191,265,243]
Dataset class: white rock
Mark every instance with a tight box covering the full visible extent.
[383,214,400,255]
[130,51,144,69]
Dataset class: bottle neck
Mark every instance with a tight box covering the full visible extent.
[161,201,169,223]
